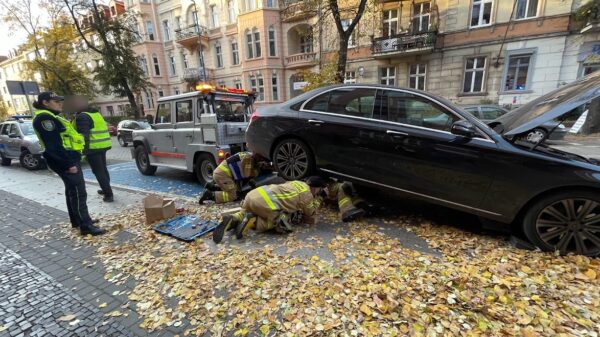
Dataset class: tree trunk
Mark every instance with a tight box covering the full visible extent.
[583,97,600,135]
[335,37,349,83]
[122,81,140,119]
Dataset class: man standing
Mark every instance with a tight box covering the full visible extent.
[71,96,114,202]
[212,176,326,244]
[32,92,106,236]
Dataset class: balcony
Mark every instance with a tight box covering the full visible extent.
[372,31,436,58]
[182,68,215,83]
[174,25,209,49]
[280,1,317,22]
[285,52,317,69]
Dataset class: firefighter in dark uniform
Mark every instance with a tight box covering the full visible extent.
[71,96,114,202]
[32,92,106,236]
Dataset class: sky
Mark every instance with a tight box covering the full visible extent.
[0,0,47,57]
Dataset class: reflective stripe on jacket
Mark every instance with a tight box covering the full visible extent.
[215,152,258,181]
[34,110,85,153]
[82,112,111,150]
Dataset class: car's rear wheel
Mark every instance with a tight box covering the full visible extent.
[273,139,314,180]
[523,191,600,256]
[1,153,11,166]
[195,154,216,184]
[118,136,128,147]
[134,145,157,175]
[20,150,43,170]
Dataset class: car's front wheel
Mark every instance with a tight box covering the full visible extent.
[523,190,600,256]
[134,145,157,175]
[273,139,314,180]
[195,154,216,184]
[20,150,43,170]
[118,136,128,147]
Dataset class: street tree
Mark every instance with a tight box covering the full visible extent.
[0,101,9,121]
[1,0,94,97]
[63,0,151,119]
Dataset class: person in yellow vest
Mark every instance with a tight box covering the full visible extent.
[71,96,114,202]
[212,176,326,244]
[32,92,106,236]
[322,179,371,222]
[198,151,270,204]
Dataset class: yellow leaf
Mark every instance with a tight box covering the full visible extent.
[521,327,535,337]
[399,324,409,333]
[98,302,107,308]
[57,314,76,321]
[585,269,597,280]
[234,328,248,336]
[413,323,424,332]
[105,310,123,317]
[0,325,7,332]
[478,319,488,331]
[259,324,270,335]
[360,304,373,316]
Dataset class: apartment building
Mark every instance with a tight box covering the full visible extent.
[0,53,39,115]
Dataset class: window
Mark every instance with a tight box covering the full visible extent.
[271,74,279,101]
[515,0,538,19]
[470,0,493,27]
[246,28,261,59]
[163,20,171,40]
[246,30,254,59]
[268,26,276,57]
[380,67,396,86]
[168,55,177,75]
[211,5,220,28]
[231,40,240,65]
[267,0,275,7]
[248,0,255,11]
[503,53,532,91]
[342,19,357,47]
[158,89,164,97]
[214,100,246,122]
[377,91,457,132]
[249,75,264,101]
[463,57,486,93]
[0,124,9,135]
[146,21,154,40]
[480,107,506,120]
[156,103,172,124]
[383,10,398,37]
[139,56,148,76]
[107,106,114,116]
[192,11,199,27]
[144,90,153,109]
[409,64,426,90]
[344,71,356,84]
[215,43,223,68]
[152,54,161,76]
[228,0,236,22]
[234,80,242,89]
[175,16,181,30]
[254,28,261,57]
[300,34,313,53]
[176,100,193,122]
[174,88,181,95]
[412,2,430,33]
[305,88,376,118]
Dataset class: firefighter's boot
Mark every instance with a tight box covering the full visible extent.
[213,215,240,244]
[198,189,215,204]
[342,208,365,222]
[274,213,293,233]
[235,214,256,239]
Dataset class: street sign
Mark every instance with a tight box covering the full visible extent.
[5,81,40,95]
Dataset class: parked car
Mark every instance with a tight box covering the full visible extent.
[0,118,45,170]
[117,120,151,147]
[246,72,600,256]
[108,124,117,136]
[131,84,255,183]
[463,105,567,142]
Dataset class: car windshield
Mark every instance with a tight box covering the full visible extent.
[19,122,35,136]
[214,99,247,122]
[137,121,151,129]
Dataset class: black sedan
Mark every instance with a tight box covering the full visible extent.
[246,72,600,256]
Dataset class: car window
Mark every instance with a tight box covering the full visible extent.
[463,107,480,118]
[214,100,246,122]
[176,100,193,123]
[156,103,172,124]
[137,121,151,129]
[377,90,458,132]
[480,107,506,120]
[304,88,376,118]
[19,123,35,135]
[9,124,19,135]
[0,124,8,135]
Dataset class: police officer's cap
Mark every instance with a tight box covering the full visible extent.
[37,92,64,104]
[306,176,326,188]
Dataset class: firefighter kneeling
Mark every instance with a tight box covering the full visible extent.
[323,179,372,222]
[212,176,326,244]
[198,151,270,204]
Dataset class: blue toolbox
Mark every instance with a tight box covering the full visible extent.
[154,215,218,241]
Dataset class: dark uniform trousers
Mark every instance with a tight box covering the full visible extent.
[87,151,112,197]
[54,162,93,227]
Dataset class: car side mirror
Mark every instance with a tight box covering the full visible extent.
[451,120,476,138]
[8,133,19,139]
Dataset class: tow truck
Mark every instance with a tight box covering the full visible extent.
[131,83,256,183]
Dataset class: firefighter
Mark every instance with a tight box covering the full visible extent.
[32,92,106,236]
[212,176,326,244]
[323,180,371,222]
[198,151,269,204]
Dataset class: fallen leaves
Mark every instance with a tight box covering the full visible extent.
[57,314,76,321]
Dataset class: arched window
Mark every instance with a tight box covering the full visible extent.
[268,26,276,57]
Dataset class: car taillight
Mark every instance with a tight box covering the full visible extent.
[217,149,230,163]
[250,111,259,123]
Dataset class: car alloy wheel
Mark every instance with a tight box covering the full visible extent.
[22,153,38,169]
[525,128,547,144]
[195,154,216,184]
[274,140,311,180]
[118,136,127,147]
[534,198,600,255]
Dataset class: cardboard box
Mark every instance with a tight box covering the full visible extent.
[143,195,176,224]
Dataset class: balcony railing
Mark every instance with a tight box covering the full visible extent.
[183,68,205,82]
[280,1,317,22]
[174,24,208,41]
[372,31,436,56]
[285,52,316,68]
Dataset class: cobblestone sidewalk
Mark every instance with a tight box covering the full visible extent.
[0,244,134,337]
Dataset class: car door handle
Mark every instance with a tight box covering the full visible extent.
[386,130,408,137]
[185,134,193,138]
[166,134,172,138]
[308,119,324,125]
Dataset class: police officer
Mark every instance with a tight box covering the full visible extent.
[32,92,106,236]
[198,151,270,204]
[71,96,114,202]
[212,176,326,244]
